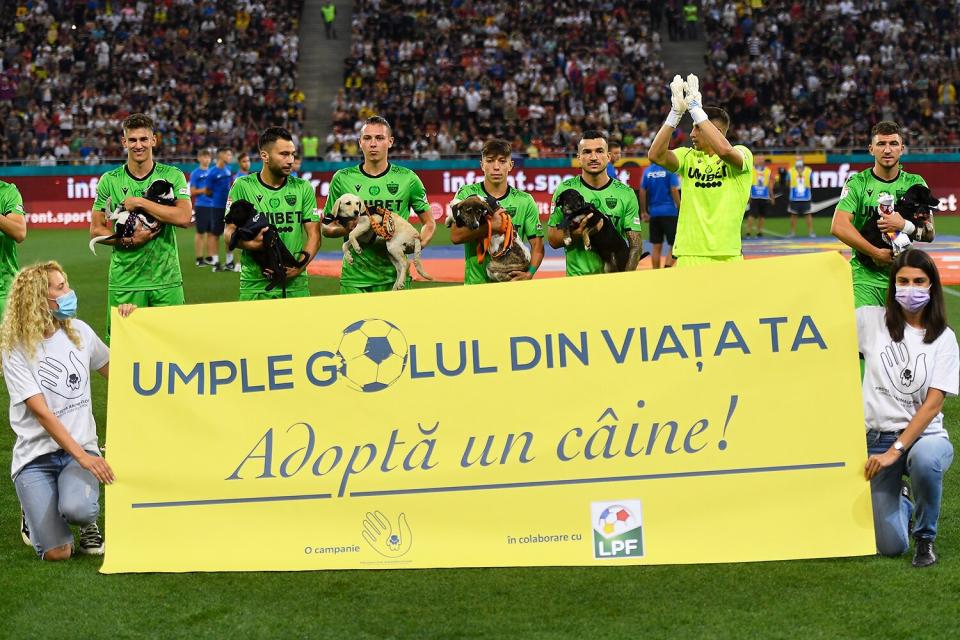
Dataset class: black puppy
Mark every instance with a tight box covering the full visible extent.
[89,179,172,253]
[855,184,938,268]
[225,199,310,297]
[555,189,631,272]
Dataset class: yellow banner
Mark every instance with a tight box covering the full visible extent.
[102,253,875,573]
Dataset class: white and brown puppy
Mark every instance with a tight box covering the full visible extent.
[447,195,531,282]
[330,194,433,290]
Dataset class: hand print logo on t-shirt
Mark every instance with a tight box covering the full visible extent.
[880,342,928,394]
[37,352,87,399]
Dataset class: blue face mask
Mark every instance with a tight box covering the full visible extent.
[49,290,78,320]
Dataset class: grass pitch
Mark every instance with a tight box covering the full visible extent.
[2,219,960,639]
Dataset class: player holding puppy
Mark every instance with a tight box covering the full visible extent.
[90,113,192,338]
[831,120,934,307]
[322,116,434,294]
[547,130,643,276]
[450,138,544,283]
[225,127,321,301]
[648,75,754,268]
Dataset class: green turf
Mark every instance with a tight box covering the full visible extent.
[2,226,960,639]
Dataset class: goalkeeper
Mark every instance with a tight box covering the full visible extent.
[648,74,754,267]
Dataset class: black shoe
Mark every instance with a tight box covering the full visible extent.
[195,258,205,267]
[78,523,104,555]
[912,539,937,568]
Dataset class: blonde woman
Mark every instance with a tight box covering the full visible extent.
[1,262,133,560]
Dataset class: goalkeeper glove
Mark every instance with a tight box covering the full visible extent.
[684,73,708,125]
[665,75,687,128]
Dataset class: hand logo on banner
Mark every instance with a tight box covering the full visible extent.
[880,342,927,394]
[362,510,412,558]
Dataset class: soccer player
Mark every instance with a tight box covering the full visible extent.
[639,161,680,268]
[225,127,321,301]
[547,131,643,276]
[190,149,214,267]
[745,156,774,238]
[449,138,544,283]
[787,155,815,238]
[236,152,252,178]
[606,140,622,180]
[648,74,754,267]
[0,179,27,315]
[225,152,252,272]
[322,116,434,293]
[831,121,933,308]
[90,113,192,338]
[207,148,234,271]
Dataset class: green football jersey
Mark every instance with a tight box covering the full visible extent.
[322,164,430,288]
[227,173,320,295]
[92,162,191,292]
[0,180,25,298]
[837,167,929,288]
[548,176,641,276]
[672,145,754,257]
[452,183,543,284]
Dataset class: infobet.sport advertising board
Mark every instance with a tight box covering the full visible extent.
[102,252,875,573]
[11,162,960,228]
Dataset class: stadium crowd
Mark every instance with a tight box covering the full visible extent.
[329,0,960,158]
[0,0,305,165]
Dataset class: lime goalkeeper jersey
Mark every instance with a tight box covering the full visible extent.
[452,182,543,284]
[322,164,430,288]
[92,162,191,292]
[548,176,641,276]
[227,173,320,295]
[0,180,25,298]
[672,145,754,257]
[837,167,929,288]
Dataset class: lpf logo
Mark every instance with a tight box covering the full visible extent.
[591,500,643,559]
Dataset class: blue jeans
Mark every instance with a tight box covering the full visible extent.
[13,450,100,557]
[866,430,954,556]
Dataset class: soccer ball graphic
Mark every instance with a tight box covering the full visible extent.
[597,505,637,537]
[335,318,409,392]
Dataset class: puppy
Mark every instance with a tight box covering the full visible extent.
[337,199,433,290]
[447,195,531,282]
[225,199,310,296]
[555,189,630,272]
[89,179,172,254]
[855,184,939,268]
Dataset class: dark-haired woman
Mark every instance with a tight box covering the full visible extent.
[859,249,959,567]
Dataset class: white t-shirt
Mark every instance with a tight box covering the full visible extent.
[857,306,959,436]
[3,321,109,479]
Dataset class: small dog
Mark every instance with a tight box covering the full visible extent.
[447,195,531,282]
[225,199,310,296]
[555,189,631,272]
[331,194,433,291]
[89,179,172,254]
[856,184,939,268]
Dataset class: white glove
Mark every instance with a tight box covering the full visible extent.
[684,73,708,124]
[665,75,687,128]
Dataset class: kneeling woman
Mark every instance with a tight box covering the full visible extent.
[1,262,132,560]
[860,249,959,567]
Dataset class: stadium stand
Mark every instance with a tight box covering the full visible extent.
[700,0,960,152]
[0,0,305,164]
[329,0,671,159]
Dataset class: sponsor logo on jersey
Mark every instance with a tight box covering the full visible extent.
[284,194,297,206]
[867,189,873,197]
[179,187,189,196]
[369,186,381,196]
[256,194,264,203]
[122,187,129,195]
[387,182,399,195]
[354,184,362,192]
[605,197,618,209]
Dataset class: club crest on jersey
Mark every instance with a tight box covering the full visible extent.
[605,198,618,209]
[369,186,381,196]
[284,194,297,206]
[506,207,517,217]
[269,197,281,208]
[387,182,399,195]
